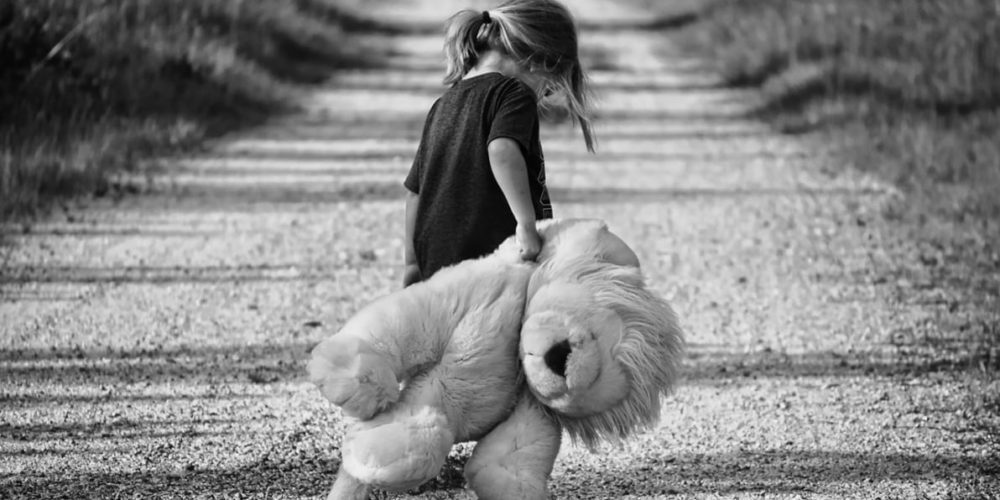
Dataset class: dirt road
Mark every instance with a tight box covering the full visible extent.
[2,1,997,498]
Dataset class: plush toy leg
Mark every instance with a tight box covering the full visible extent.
[340,384,455,492]
[328,467,371,500]
[465,394,561,500]
[308,334,400,420]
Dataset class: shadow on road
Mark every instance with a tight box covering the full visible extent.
[3,459,339,500]
[1,339,983,405]
[3,447,992,499]
[552,450,995,497]
[0,342,316,400]
[1,263,354,286]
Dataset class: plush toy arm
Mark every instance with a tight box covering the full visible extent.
[308,332,401,420]
[465,393,561,500]
[308,288,443,419]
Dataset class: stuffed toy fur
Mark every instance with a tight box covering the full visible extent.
[308,219,684,500]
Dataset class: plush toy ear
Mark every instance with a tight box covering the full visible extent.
[496,219,639,269]
[535,219,640,268]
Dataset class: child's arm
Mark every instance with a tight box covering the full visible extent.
[403,190,421,286]
[487,138,541,261]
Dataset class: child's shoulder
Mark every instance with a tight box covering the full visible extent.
[435,73,537,115]
[492,73,535,97]
[453,73,534,97]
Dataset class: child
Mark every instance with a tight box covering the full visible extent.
[403,0,595,286]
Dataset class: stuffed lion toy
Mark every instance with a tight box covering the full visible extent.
[308,219,684,500]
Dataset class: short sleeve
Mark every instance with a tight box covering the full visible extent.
[403,141,422,194]
[487,79,538,153]
[404,99,441,194]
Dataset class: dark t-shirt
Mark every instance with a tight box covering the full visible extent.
[404,72,552,280]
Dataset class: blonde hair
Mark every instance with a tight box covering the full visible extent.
[443,0,596,152]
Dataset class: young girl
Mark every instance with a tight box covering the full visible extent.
[403,0,596,286]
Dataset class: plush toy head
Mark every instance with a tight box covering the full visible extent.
[520,220,684,448]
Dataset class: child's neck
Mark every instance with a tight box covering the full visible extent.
[463,50,519,80]
[464,50,546,97]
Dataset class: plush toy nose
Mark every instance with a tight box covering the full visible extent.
[544,340,571,378]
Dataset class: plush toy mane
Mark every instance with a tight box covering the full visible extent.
[528,256,684,449]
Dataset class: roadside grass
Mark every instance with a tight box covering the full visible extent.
[670,0,1000,221]
[0,0,380,220]
[669,0,1000,372]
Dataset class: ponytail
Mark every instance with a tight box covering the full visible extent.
[443,10,498,86]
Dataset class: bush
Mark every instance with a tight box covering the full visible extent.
[0,0,371,219]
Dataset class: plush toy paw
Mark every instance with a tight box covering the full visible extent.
[308,336,400,420]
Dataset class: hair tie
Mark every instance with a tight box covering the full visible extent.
[481,11,492,24]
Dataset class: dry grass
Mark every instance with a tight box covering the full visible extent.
[672,0,1000,222]
[0,0,378,220]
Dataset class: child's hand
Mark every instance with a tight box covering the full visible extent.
[402,264,421,287]
[516,223,542,261]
